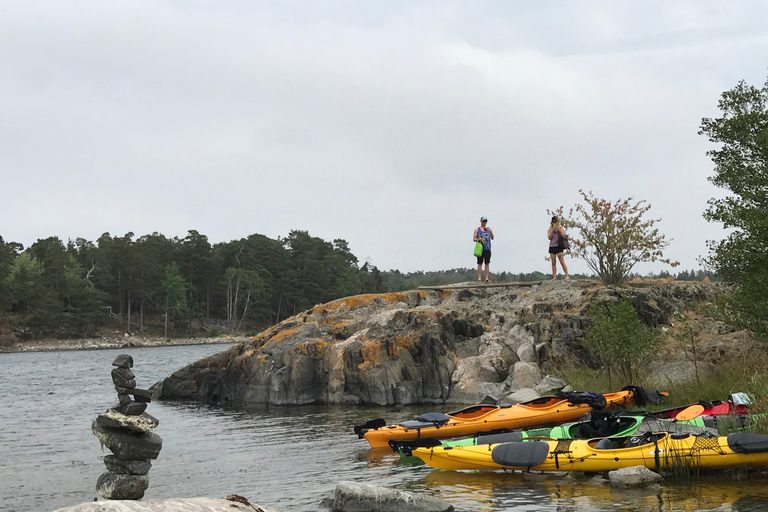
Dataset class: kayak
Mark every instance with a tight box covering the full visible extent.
[391,409,714,458]
[355,386,665,449]
[412,431,768,472]
[651,395,750,420]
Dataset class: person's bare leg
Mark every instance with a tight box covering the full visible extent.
[550,254,557,279]
[558,253,569,279]
[485,264,490,282]
[477,264,482,282]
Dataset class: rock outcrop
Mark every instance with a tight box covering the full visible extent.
[158,281,729,407]
[93,355,163,500]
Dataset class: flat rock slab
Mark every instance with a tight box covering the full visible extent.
[52,498,279,512]
[97,410,159,433]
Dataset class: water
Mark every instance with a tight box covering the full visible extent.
[1,346,767,512]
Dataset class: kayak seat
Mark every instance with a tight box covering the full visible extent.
[727,433,768,454]
[594,438,619,450]
[492,441,549,468]
[399,413,450,430]
[417,412,450,423]
[477,431,523,445]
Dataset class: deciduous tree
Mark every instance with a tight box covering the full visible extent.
[700,75,768,339]
[552,191,678,285]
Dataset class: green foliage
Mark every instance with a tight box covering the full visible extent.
[583,298,662,388]
[671,312,705,385]
[551,191,678,285]
[700,76,768,340]
[161,262,190,326]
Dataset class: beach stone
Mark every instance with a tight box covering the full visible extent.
[332,481,454,512]
[111,369,136,388]
[131,388,153,403]
[608,465,663,488]
[92,421,163,460]
[112,354,133,368]
[103,455,152,475]
[96,471,149,499]
[118,394,132,406]
[112,367,135,381]
[96,410,159,433]
[113,402,147,416]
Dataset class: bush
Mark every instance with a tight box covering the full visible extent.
[583,297,661,388]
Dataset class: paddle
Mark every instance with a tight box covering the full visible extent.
[353,418,387,438]
[675,404,706,421]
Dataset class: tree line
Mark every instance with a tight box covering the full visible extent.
[0,227,720,340]
[0,230,382,339]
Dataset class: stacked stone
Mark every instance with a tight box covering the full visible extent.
[91,354,163,500]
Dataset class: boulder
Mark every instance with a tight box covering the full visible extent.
[510,361,543,389]
[329,481,454,512]
[92,422,163,460]
[96,472,149,500]
[608,465,663,488]
[502,388,540,404]
[645,361,716,389]
[103,455,152,475]
[535,375,567,394]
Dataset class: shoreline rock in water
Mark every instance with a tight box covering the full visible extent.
[0,335,248,353]
[52,497,280,511]
[158,281,731,407]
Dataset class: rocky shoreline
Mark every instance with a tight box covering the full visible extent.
[0,335,249,353]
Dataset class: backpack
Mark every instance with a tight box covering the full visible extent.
[557,231,570,251]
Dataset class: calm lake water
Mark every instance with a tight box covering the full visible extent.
[1,345,767,512]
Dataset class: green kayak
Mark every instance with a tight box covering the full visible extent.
[391,410,714,459]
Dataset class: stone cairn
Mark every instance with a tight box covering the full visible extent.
[91,354,163,500]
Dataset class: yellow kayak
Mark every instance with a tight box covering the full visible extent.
[412,432,768,472]
[355,386,663,448]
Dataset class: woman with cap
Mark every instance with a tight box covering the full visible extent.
[547,216,569,280]
[473,217,494,283]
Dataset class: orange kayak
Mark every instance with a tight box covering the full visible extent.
[355,386,664,448]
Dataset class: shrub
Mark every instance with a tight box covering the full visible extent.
[583,297,661,388]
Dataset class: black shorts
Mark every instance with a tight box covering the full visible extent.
[549,247,563,254]
[477,250,491,264]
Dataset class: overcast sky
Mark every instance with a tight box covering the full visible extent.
[2,1,767,276]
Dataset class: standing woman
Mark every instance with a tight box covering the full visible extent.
[547,216,569,280]
[473,216,494,283]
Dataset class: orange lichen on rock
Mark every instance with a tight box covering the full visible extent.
[390,335,416,357]
[289,338,332,360]
[358,338,384,371]
[319,291,413,313]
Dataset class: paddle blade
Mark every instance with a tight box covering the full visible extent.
[675,404,705,421]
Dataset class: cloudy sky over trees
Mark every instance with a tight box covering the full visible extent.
[2,1,767,275]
